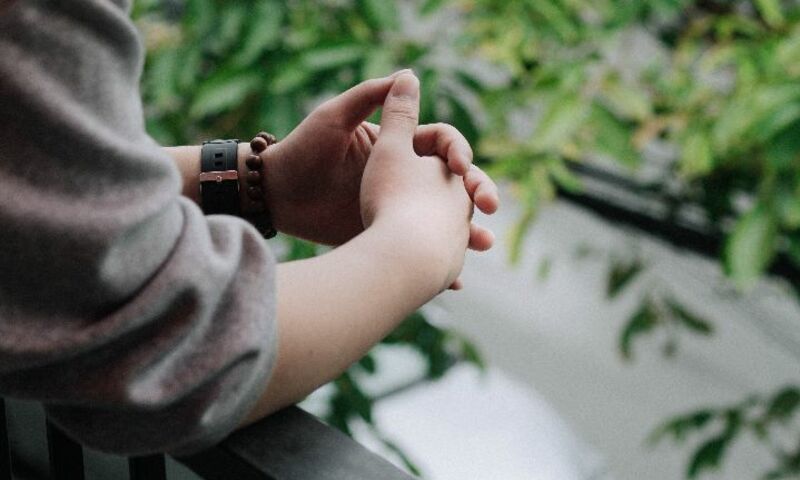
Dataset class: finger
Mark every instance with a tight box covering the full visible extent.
[316,70,411,131]
[414,123,473,176]
[449,278,464,290]
[468,223,495,251]
[463,165,500,214]
[363,122,380,144]
[377,72,420,146]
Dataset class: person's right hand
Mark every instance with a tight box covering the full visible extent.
[360,72,474,291]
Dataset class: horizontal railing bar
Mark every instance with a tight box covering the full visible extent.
[178,406,415,480]
[559,166,800,289]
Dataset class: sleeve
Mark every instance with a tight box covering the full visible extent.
[0,0,279,456]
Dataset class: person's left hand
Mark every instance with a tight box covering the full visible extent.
[260,71,499,251]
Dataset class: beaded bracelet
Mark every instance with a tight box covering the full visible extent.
[242,132,278,238]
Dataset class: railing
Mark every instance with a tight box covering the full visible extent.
[0,399,414,480]
[561,162,800,287]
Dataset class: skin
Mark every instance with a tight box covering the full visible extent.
[164,72,499,424]
[166,71,499,252]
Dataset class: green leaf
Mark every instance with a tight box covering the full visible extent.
[420,0,445,15]
[145,49,180,110]
[601,79,652,121]
[232,1,283,67]
[546,157,583,193]
[448,94,481,146]
[590,103,640,167]
[362,48,395,79]
[688,435,730,478]
[358,0,399,31]
[620,300,659,360]
[724,206,778,289]
[509,164,553,264]
[358,354,377,374]
[302,44,365,72]
[789,238,800,267]
[420,69,441,125]
[537,257,553,281]
[335,374,373,423]
[713,97,756,155]
[667,300,714,336]
[754,103,800,145]
[285,238,318,261]
[607,258,643,299]
[269,60,310,95]
[649,411,715,444]
[532,98,588,153]
[776,185,800,229]
[375,435,423,476]
[766,387,800,424]
[680,132,714,179]
[208,4,247,55]
[189,71,262,119]
[459,340,486,371]
[754,0,784,28]
[766,119,800,171]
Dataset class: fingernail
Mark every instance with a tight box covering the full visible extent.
[390,72,419,100]
[389,68,414,78]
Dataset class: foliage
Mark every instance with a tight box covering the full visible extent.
[604,254,714,360]
[462,0,800,477]
[650,386,800,479]
[133,0,800,477]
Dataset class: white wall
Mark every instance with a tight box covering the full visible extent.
[428,188,800,480]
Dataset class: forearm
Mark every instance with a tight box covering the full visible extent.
[242,217,446,424]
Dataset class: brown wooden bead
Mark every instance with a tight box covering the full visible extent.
[250,136,268,153]
[256,131,277,145]
[247,186,263,201]
[246,170,262,185]
[245,154,262,170]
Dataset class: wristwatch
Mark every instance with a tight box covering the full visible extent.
[200,139,240,216]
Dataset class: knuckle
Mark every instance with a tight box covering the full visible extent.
[438,122,459,134]
[315,99,340,121]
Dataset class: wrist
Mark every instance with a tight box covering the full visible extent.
[237,141,286,233]
[367,209,458,294]
[238,139,284,238]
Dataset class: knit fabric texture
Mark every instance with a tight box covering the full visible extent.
[0,0,278,456]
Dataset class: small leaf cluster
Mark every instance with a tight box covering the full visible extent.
[651,386,800,479]
[604,254,714,360]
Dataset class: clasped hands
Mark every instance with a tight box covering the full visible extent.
[259,70,499,290]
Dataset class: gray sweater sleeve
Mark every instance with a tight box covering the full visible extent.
[0,0,279,456]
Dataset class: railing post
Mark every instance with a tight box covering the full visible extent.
[46,420,84,480]
[0,399,11,480]
[129,454,167,480]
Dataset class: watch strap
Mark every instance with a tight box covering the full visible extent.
[200,139,240,216]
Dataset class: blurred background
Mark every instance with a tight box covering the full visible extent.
[128,0,800,478]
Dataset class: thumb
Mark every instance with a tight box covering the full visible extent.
[378,72,420,146]
[313,70,412,131]
[315,75,397,131]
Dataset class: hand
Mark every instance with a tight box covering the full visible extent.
[361,73,473,290]
[259,71,499,249]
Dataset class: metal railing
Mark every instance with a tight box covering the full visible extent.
[561,162,800,287]
[0,399,414,480]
